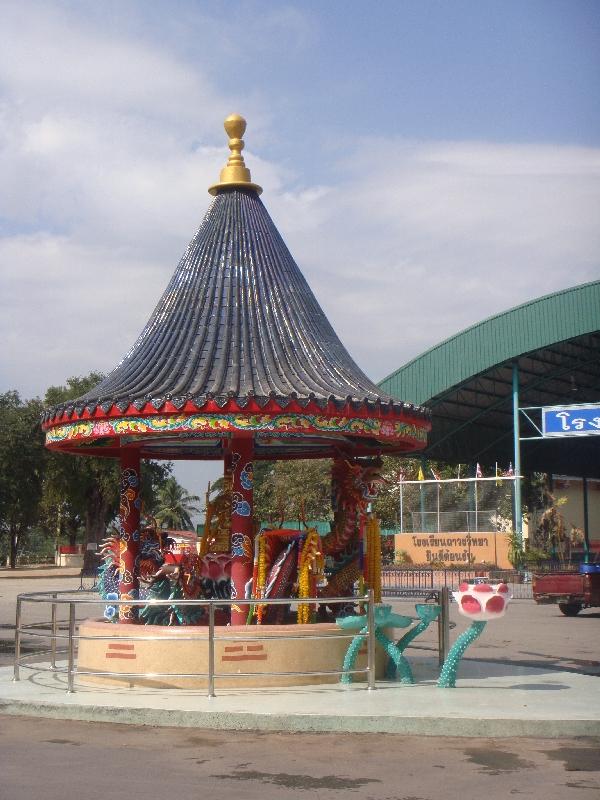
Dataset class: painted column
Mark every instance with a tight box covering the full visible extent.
[512,361,523,545]
[118,449,141,623]
[229,436,254,625]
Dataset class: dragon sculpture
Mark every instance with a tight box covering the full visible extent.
[98,519,231,625]
[320,458,385,598]
[99,459,384,626]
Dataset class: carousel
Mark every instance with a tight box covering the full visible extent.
[41,115,431,687]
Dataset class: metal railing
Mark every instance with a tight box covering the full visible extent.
[382,567,533,599]
[14,591,378,695]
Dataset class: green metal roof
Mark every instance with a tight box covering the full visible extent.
[380,280,600,405]
[378,281,600,477]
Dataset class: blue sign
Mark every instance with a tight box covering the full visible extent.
[542,404,600,438]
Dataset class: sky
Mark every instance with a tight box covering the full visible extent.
[1,0,599,500]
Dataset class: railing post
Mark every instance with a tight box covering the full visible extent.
[51,594,58,670]
[438,587,450,666]
[67,602,76,694]
[208,602,215,698]
[367,589,376,690]
[13,596,21,682]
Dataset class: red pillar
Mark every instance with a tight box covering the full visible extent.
[229,435,254,625]
[118,449,141,623]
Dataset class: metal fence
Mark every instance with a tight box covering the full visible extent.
[398,476,516,534]
[15,591,379,695]
[382,567,533,600]
[14,588,452,694]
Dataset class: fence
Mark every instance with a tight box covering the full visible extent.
[382,567,533,600]
[398,476,516,534]
[14,591,379,695]
[14,589,452,693]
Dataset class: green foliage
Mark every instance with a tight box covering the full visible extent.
[523,544,550,565]
[42,374,175,545]
[0,373,175,566]
[0,392,46,567]
[506,529,525,569]
[43,374,120,547]
[253,459,332,524]
[154,476,200,530]
[394,549,413,565]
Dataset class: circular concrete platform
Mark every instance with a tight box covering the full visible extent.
[77,619,388,689]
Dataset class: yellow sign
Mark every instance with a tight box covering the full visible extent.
[395,532,511,569]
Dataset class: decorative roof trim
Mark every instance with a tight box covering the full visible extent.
[42,394,430,430]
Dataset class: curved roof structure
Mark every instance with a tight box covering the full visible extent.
[42,115,430,461]
[65,189,394,409]
[379,281,600,477]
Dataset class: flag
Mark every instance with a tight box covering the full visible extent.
[417,465,425,481]
[475,463,482,479]
[430,467,441,481]
[505,462,514,477]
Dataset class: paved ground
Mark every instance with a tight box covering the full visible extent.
[1,568,599,798]
[1,715,599,800]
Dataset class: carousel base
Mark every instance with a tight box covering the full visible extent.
[77,619,388,689]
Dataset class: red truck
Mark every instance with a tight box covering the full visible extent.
[532,564,600,615]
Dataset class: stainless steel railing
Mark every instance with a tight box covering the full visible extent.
[14,591,378,695]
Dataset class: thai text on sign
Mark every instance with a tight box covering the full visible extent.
[542,404,600,437]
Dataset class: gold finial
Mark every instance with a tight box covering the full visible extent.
[208,113,262,196]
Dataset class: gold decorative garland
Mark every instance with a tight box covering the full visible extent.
[297,529,324,624]
[365,515,382,603]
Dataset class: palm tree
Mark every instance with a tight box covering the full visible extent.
[154,477,200,530]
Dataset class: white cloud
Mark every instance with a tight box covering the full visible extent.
[0,2,223,123]
[1,2,598,409]
[272,140,600,378]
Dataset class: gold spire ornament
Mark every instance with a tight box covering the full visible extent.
[208,113,262,195]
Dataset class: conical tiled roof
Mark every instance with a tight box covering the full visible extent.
[69,189,397,410]
[42,115,429,459]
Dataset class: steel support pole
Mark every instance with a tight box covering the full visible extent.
[419,456,426,531]
[438,587,450,666]
[582,477,591,564]
[51,594,57,670]
[512,362,523,544]
[367,589,376,690]
[208,602,216,698]
[399,481,404,534]
[13,596,21,682]
[67,602,76,694]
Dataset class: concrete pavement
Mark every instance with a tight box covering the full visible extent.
[0,565,82,579]
[1,568,599,738]
[1,655,599,738]
[2,715,599,800]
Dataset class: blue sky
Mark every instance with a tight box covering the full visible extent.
[1,0,599,495]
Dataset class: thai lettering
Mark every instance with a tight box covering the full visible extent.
[412,535,487,548]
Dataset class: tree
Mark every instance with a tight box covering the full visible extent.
[0,392,46,568]
[253,459,332,524]
[43,373,173,546]
[154,477,200,530]
[43,374,119,547]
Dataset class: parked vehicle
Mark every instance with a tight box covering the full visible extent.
[532,564,600,615]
